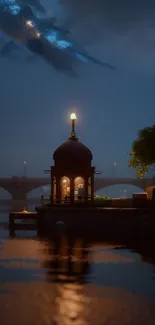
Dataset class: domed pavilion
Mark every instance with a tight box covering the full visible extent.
[50,113,95,204]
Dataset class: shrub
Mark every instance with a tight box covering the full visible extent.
[94,195,112,207]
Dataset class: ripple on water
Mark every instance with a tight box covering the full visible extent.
[0,224,155,324]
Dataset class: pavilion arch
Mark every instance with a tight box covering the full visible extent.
[95,184,145,198]
[60,176,70,201]
[74,176,85,201]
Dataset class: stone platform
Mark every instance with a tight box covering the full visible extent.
[9,211,38,236]
[36,205,155,240]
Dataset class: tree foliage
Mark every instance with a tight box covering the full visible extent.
[128,125,155,178]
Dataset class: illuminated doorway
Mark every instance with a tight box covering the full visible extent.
[60,176,70,203]
[74,177,84,201]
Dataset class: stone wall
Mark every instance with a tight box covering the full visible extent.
[36,205,155,240]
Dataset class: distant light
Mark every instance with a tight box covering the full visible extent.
[26,20,34,28]
[36,32,40,38]
[70,113,77,120]
[24,160,26,164]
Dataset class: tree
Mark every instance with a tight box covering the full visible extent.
[128,125,155,178]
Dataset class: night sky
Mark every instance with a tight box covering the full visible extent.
[0,0,155,196]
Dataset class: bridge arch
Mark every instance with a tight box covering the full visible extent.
[27,184,51,198]
[94,178,146,193]
[0,187,12,198]
[95,184,145,198]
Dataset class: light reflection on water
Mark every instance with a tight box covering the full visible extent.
[1,213,155,324]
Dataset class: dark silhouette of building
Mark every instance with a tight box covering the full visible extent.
[50,113,95,204]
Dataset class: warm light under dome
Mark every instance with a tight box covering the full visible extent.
[70,113,77,120]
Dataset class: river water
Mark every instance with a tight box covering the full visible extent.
[1,211,155,325]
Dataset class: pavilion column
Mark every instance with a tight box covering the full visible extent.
[70,177,74,204]
[84,178,88,202]
[50,170,54,204]
[56,176,61,203]
[91,175,94,201]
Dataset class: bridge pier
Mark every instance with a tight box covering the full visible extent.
[11,192,28,212]
[11,200,28,212]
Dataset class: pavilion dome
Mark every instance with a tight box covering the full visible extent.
[53,137,93,165]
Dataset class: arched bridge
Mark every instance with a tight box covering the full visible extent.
[0,176,154,199]
[94,177,155,191]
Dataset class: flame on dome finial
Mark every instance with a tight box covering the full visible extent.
[70,113,77,120]
[70,112,77,139]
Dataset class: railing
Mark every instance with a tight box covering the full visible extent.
[41,196,51,206]
[41,195,70,206]
[41,195,92,206]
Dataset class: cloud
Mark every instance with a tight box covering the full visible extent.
[0,0,116,75]
[59,0,155,26]
[58,0,155,43]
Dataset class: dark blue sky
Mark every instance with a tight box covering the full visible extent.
[0,0,155,179]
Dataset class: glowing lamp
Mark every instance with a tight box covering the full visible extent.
[70,113,77,138]
[70,113,77,120]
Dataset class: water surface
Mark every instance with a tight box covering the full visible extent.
[0,212,155,325]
